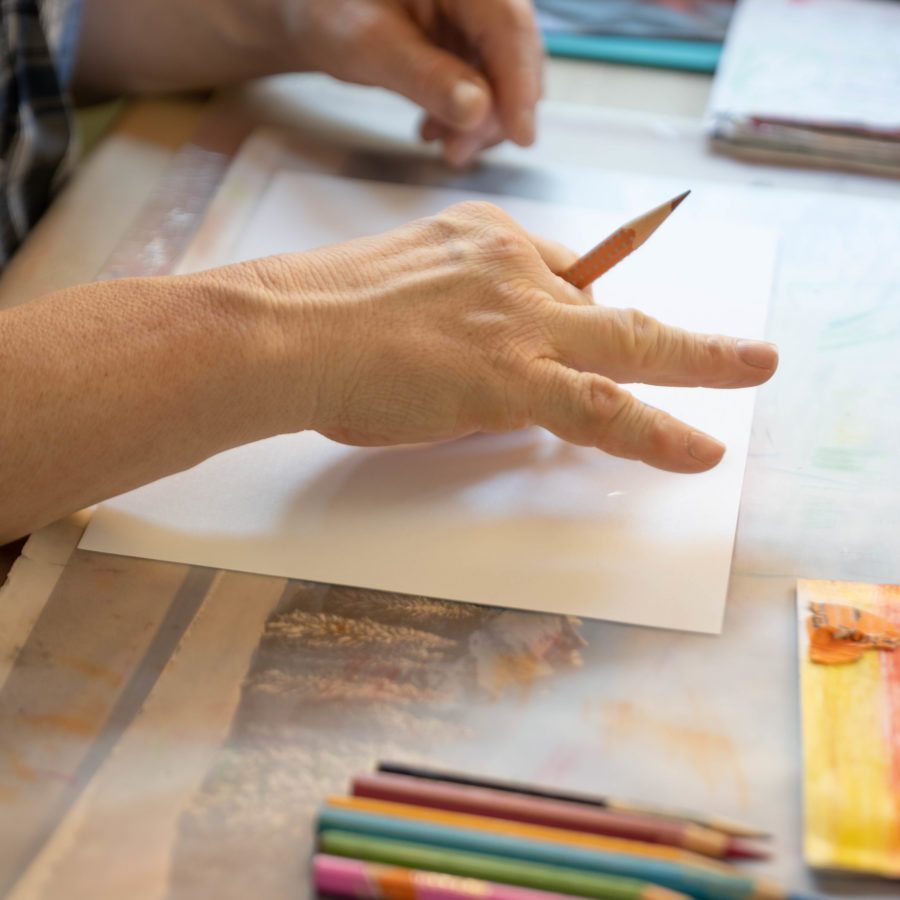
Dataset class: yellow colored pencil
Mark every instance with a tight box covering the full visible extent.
[326,795,730,873]
[560,191,690,290]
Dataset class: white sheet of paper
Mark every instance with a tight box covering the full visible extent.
[80,165,776,633]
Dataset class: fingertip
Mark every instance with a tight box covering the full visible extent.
[514,108,535,146]
[686,431,726,469]
[736,339,779,372]
[450,79,491,130]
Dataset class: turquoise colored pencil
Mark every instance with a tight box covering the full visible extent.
[317,805,782,900]
[319,829,689,900]
[541,34,721,74]
[351,772,765,861]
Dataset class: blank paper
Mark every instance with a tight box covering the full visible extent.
[80,166,776,633]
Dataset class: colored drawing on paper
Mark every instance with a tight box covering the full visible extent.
[807,600,900,665]
[797,579,900,877]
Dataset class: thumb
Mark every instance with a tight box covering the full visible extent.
[370,24,492,130]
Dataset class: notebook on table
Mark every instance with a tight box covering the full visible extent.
[707,0,900,176]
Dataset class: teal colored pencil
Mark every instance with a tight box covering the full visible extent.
[318,830,688,900]
[317,806,777,900]
[542,34,721,74]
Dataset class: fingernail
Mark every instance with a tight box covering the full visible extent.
[736,339,778,369]
[515,109,535,146]
[688,432,726,466]
[451,80,487,127]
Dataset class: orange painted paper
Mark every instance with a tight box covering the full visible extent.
[798,579,900,877]
[807,601,900,664]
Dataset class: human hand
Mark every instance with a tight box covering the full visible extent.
[280,0,543,166]
[252,202,778,473]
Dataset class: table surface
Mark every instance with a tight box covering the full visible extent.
[1,60,899,900]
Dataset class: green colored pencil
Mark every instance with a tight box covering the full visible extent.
[318,804,789,900]
[319,830,690,900]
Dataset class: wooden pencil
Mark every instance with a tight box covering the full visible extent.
[328,794,721,867]
[319,829,691,900]
[313,854,590,900]
[377,762,769,840]
[351,773,767,861]
[560,191,690,290]
[318,803,792,900]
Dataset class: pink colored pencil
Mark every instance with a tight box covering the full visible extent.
[313,854,586,900]
[350,773,766,861]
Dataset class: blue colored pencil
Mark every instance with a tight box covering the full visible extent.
[320,830,688,900]
[317,805,785,900]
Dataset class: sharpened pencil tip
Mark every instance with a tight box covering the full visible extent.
[670,190,691,211]
[728,838,771,861]
[672,191,690,210]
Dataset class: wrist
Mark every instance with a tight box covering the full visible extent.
[182,258,328,442]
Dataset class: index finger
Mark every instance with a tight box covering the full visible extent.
[452,0,543,145]
[553,305,779,388]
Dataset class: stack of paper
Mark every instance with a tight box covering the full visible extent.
[707,0,900,176]
[537,0,732,40]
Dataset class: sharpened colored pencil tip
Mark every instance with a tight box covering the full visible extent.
[670,190,691,211]
[728,839,771,861]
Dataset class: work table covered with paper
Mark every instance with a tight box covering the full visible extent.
[81,141,776,635]
[2,75,899,899]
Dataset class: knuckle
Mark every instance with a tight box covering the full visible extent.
[702,334,729,367]
[424,209,465,241]
[588,376,627,421]
[451,200,505,222]
[429,201,510,241]
[619,307,663,362]
[588,378,646,459]
[645,411,675,457]
[475,222,525,262]
[556,373,621,447]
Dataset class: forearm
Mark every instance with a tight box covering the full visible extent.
[73,0,293,97]
[0,265,311,542]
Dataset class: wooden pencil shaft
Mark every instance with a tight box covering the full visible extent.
[376,763,768,839]
[318,804,780,900]
[351,772,749,860]
[559,191,689,290]
[319,830,689,900]
[330,794,718,867]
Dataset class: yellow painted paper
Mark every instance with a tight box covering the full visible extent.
[797,579,900,877]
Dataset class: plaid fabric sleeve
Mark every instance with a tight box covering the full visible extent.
[0,0,81,265]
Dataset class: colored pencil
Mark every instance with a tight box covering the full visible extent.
[377,762,769,840]
[313,854,584,900]
[319,830,690,900]
[329,795,719,867]
[318,804,787,900]
[351,773,767,861]
[559,192,690,290]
